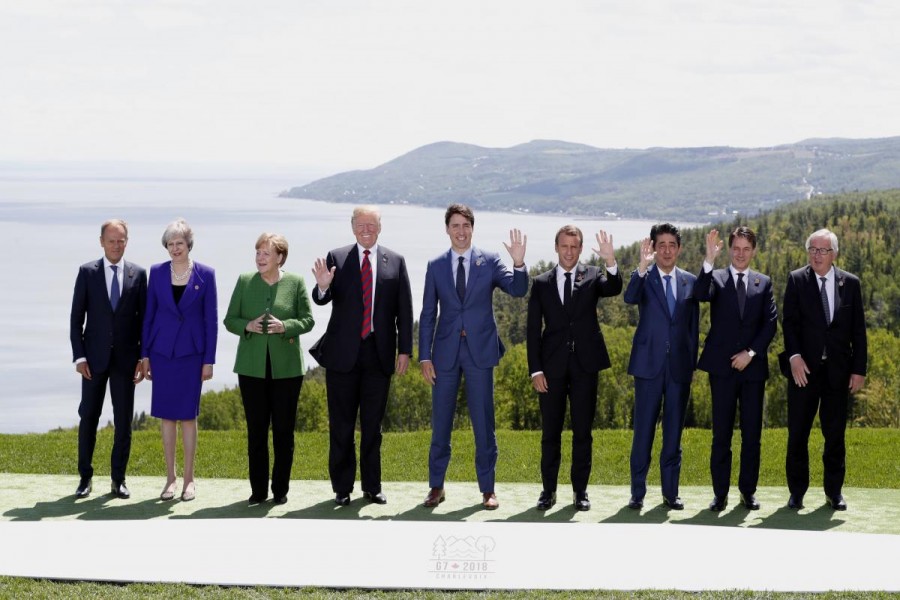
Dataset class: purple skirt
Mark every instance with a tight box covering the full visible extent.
[149,351,203,420]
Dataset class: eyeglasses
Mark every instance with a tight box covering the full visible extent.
[807,247,834,256]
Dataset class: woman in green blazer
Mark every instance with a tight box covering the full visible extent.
[224,233,314,505]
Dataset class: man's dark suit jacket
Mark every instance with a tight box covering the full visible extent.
[310,244,413,374]
[624,265,699,383]
[782,265,867,379]
[696,267,777,380]
[70,258,147,372]
[526,264,623,377]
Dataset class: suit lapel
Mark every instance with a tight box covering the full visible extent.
[373,247,388,309]
[648,265,668,316]
[568,264,587,314]
[179,264,204,311]
[833,267,844,314]
[465,247,485,307]
[94,259,113,312]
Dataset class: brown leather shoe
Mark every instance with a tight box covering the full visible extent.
[482,492,499,510]
[423,487,445,508]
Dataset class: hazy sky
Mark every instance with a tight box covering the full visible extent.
[2,0,898,173]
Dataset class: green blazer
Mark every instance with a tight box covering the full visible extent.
[224,271,315,379]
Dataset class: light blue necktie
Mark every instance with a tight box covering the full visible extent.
[663,274,675,317]
[110,265,120,311]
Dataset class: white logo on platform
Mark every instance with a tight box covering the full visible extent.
[428,535,496,580]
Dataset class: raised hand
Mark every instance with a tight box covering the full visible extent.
[592,230,616,266]
[638,237,655,273]
[311,257,335,290]
[705,229,723,264]
[502,228,527,267]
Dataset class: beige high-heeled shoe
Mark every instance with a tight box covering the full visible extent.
[160,480,177,501]
[181,481,196,502]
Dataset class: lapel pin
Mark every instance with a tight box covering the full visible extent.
[476,258,484,267]
[754,277,760,286]
[194,285,200,290]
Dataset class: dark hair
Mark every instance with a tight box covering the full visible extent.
[444,203,475,227]
[554,224,583,246]
[728,225,757,249]
[650,222,681,247]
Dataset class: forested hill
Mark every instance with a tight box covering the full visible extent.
[281,137,900,222]
[492,189,900,349]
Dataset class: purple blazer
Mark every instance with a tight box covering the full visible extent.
[141,260,218,365]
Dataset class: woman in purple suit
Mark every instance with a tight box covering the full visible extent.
[141,218,218,502]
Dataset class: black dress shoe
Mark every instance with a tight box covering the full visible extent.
[75,478,92,498]
[663,496,684,510]
[826,494,847,511]
[334,493,351,506]
[709,496,728,512]
[248,494,267,506]
[110,481,130,499]
[788,494,804,509]
[273,495,288,505]
[423,487,445,508]
[740,493,760,510]
[627,496,644,510]
[363,491,387,504]
[536,490,556,511]
[574,491,591,511]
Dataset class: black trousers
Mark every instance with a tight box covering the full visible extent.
[539,356,598,493]
[78,362,135,483]
[238,355,303,499]
[786,360,849,498]
[708,372,764,498]
[326,335,391,495]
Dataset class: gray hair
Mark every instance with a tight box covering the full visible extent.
[161,218,194,250]
[351,205,381,225]
[100,219,128,239]
[805,228,838,255]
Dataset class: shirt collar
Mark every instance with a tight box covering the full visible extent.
[556,264,577,277]
[729,265,749,279]
[357,243,378,257]
[103,256,123,270]
[452,248,472,263]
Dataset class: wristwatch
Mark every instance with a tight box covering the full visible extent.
[747,349,756,358]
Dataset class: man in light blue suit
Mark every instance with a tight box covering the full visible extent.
[419,203,528,510]
[624,223,699,511]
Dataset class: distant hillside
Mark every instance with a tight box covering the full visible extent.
[280,137,900,222]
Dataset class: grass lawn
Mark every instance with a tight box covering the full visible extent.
[2,428,899,598]
[2,427,899,488]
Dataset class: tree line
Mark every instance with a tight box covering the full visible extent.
[151,190,900,433]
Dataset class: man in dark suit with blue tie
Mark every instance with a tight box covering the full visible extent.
[310,206,414,506]
[696,226,777,512]
[782,228,867,511]
[419,203,528,510]
[624,222,699,510]
[527,226,622,511]
[70,219,147,499]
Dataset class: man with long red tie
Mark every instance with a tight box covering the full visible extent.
[311,206,413,506]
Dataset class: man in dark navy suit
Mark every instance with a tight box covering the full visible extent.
[526,225,622,511]
[782,228,867,511]
[311,206,413,506]
[696,226,777,512]
[623,223,699,511]
[70,219,147,499]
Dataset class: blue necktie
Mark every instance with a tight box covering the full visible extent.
[110,265,121,311]
[664,274,675,317]
[456,256,466,302]
[820,276,831,325]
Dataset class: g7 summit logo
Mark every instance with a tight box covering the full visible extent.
[428,535,496,580]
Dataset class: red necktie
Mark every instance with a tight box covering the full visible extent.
[361,250,373,338]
